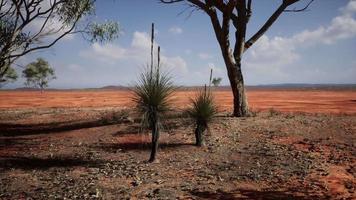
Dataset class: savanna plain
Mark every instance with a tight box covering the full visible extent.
[0,88,355,199]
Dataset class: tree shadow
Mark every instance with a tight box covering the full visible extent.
[0,118,127,137]
[0,156,102,171]
[111,125,143,137]
[93,142,194,153]
[191,188,326,200]
[0,137,37,146]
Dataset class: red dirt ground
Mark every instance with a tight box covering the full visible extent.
[1,89,356,114]
[0,88,355,199]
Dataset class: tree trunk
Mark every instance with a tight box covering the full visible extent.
[195,123,206,147]
[149,118,160,162]
[221,51,249,117]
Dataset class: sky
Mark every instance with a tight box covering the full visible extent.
[6,0,356,89]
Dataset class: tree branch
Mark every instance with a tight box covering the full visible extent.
[244,1,288,51]
[234,0,247,60]
[284,0,314,12]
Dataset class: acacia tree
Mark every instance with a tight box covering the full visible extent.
[0,0,119,82]
[160,0,313,117]
[22,58,55,92]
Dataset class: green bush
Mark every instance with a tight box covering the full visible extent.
[132,65,175,162]
[186,86,217,146]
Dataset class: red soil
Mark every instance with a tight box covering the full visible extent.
[1,89,356,114]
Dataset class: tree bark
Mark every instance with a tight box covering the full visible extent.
[230,61,249,117]
[149,118,160,162]
[160,0,313,117]
[220,48,249,117]
[195,123,206,147]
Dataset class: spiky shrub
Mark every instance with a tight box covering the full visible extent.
[132,66,175,162]
[186,86,217,146]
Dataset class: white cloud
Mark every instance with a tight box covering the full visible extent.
[343,0,356,15]
[161,56,188,74]
[169,26,183,34]
[245,0,356,74]
[208,63,224,74]
[198,53,213,60]
[80,31,187,74]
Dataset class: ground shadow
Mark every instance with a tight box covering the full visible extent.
[111,124,143,137]
[191,188,327,200]
[93,142,194,153]
[0,137,40,151]
[0,119,127,137]
[0,156,102,171]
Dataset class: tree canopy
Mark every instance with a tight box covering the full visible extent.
[0,0,120,81]
[212,77,222,87]
[0,66,17,87]
[22,58,55,91]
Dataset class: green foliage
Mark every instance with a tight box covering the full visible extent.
[132,65,175,129]
[186,87,217,126]
[0,0,120,75]
[212,77,222,87]
[88,21,120,43]
[58,0,95,24]
[0,66,18,87]
[22,58,56,90]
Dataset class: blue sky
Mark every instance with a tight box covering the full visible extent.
[8,0,356,88]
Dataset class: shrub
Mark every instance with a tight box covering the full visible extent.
[132,65,175,162]
[186,86,217,146]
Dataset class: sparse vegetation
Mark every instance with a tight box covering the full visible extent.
[0,1,354,199]
[132,65,175,162]
[268,107,280,117]
[249,108,260,117]
[22,58,56,92]
[211,77,222,87]
[0,66,17,88]
[132,23,176,162]
[0,0,120,82]
[186,86,217,146]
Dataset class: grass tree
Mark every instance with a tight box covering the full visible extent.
[187,70,217,146]
[132,23,175,162]
[132,63,175,162]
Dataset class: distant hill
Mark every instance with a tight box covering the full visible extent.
[5,83,356,91]
[99,85,130,90]
[247,84,356,90]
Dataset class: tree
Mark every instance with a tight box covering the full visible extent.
[0,66,17,87]
[22,58,55,92]
[160,0,314,117]
[0,0,119,84]
[212,77,222,87]
[132,24,176,162]
[187,85,217,146]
